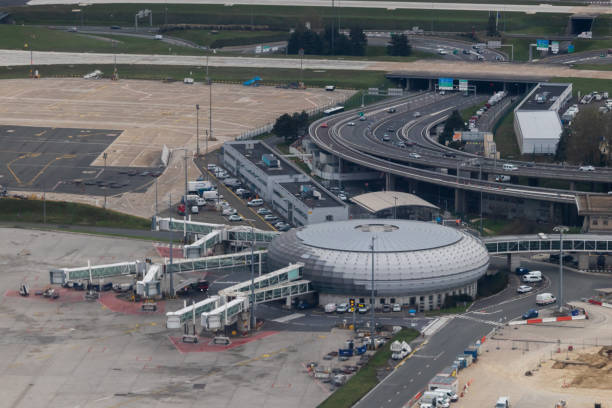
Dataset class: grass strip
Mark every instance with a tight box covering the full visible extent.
[425,304,471,316]
[0,197,151,229]
[0,64,389,89]
[318,328,420,408]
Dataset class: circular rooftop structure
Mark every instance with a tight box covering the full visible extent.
[267,219,489,305]
[296,220,461,253]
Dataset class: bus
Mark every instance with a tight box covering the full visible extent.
[323,106,344,116]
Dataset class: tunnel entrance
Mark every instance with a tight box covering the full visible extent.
[570,15,595,35]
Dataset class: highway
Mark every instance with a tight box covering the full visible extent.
[25,0,612,15]
[355,260,612,408]
[309,93,609,204]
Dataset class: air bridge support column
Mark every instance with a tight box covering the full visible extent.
[385,173,396,191]
[569,181,576,191]
[578,254,589,270]
[454,188,465,214]
[506,254,520,272]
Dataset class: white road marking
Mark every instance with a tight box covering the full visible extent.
[271,313,304,323]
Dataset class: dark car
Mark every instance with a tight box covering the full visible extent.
[382,304,391,313]
[444,152,456,158]
[515,267,530,275]
[387,108,397,113]
[110,25,121,29]
[522,309,539,319]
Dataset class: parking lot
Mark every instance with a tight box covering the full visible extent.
[0,78,351,217]
[0,124,159,194]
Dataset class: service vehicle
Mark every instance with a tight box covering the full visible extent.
[502,163,518,171]
[495,175,510,182]
[495,396,509,408]
[536,292,557,305]
[522,274,542,283]
[247,198,264,207]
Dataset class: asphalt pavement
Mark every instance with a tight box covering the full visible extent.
[355,261,612,407]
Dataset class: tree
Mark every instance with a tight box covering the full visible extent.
[287,25,323,55]
[487,14,498,37]
[349,26,367,56]
[563,106,611,166]
[273,113,297,142]
[438,110,466,145]
[387,33,411,57]
[554,128,570,162]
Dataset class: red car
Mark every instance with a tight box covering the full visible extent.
[321,123,329,128]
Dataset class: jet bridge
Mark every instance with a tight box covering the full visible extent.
[136,264,162,297]
[183,229,223,258]
[49,260,146,285]
[166,296,220,329]
[165,250,267,274]
[218,263,305,299]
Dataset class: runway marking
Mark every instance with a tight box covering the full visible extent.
[272,313,304,323]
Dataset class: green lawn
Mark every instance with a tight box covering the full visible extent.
[493,110,521,159]
[573,39,612,54]
[166,28,289,48]
[460,103,482,122]
[425,303,471,316]
[2,4,570,35]
[0,198,151,229]
[552,77,612,96]
[0,25,204,55]
[0,64,389,89]
[573,63,612,71]
[318,329,420,408]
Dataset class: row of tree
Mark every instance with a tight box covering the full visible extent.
[272,111,309,142]
[287,25,367,56]
[287,25,412,57]
[555,106,611,166]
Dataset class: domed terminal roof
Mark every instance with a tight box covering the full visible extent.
[267,219,489,296]
[296,220,461,252]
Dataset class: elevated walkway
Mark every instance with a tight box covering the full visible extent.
[165,250,267,274]
[166,296,220,329]
[483,233,612,254]
[50,260,145,284]
[201,298,248,330]
[219,263,304,298]
[184,229,223,258]
[136,264,162,297]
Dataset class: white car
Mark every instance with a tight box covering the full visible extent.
[222,207,237,216]
[579,165,595,172]
[517,285,533,294]
[207,163,217,171]
[338,193,347,201]
[408,152,422,159]
[392,303,401,312]
[413,112,421,117]
[336,303,348,313]
[257,207,272,215]
[347,122,355,126]
[264,214,278,222]
[228,214,242,222]
[437,48,448,55]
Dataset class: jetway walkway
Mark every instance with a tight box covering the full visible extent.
[166,296,220,329]
[153,217,279,251]
[136,264,162,297]
[183,230,223,258]
[165,250,267,274]
[219,263,304,298]
[49,261,145,285]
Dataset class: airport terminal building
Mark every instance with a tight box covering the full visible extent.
[267,219,490,311]
[223,140,348,226]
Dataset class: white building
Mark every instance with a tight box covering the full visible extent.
[223,141,349,226]
[513,82,572,154]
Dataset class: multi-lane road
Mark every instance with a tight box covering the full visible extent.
[308,92,611,204]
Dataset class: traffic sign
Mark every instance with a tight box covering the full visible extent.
[359,112,364,116]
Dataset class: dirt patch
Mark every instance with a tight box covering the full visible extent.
[549,347,612,389]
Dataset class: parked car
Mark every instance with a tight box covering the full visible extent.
[222,207,237,216]
[515,267,530,275]
[277,224,292,232]
[517,285,533,294]
[382,304,391,313]
[247,198,264,207]
[228,214,242,222]
[358,305,369,314]
[257,207,272,215]
[338,193,347,201]
[336,303,348,313]
[392,304,401,312]
[264,214,279,222]
[191,205,199,214]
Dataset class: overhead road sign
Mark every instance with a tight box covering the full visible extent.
[438,77,454,91]
[536,39,549,51]
[487,40,501,49]
[459,79,468,91]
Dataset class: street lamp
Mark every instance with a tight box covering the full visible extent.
[171,147,189,243]
[479,159,483,236]
[393,195,398,219]
[244,218,257,330]
[553,225,569,312]
[370,236,376,338]
[196,104,200,157]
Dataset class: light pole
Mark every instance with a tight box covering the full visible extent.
[393,195,398,219]
[208,80,212,166]
[370,236,376,338]
[172,147,189,243]
[196,104,200,157]
[244,218,257,330]
[479,160,483,235]
[168,192,174,296]
[553,225,569,312]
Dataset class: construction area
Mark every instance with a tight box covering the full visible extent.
[450,302,612,407]
[0,78,352,216]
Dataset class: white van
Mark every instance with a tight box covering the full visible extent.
[502,163,518,171]
[522,274,542,283]
[536,293,556,305]
[526,270,541,278]
[435,389,458,402]
[247,198,264,207]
